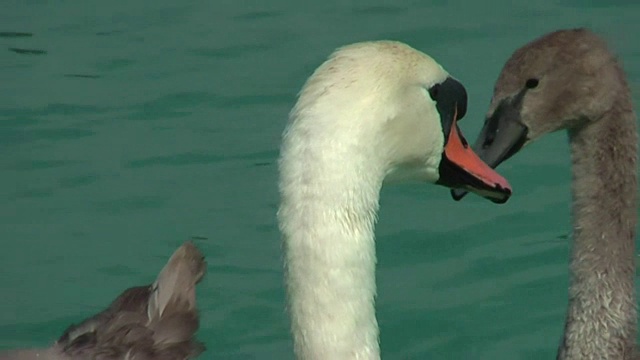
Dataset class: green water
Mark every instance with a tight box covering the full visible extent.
[1,1,639,359]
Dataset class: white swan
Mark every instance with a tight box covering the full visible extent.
[278,41,513,359]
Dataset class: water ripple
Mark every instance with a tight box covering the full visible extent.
[350,5,409,15]
[8,160,78,171]
[188,44,271,59]
[0,32,33,38]
[8,48,47,55]
[92,195,167,214]
[125,152,224,168]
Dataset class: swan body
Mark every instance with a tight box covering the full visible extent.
[278,41,512,359]
[452,28,638,360]
[0,241,206,360]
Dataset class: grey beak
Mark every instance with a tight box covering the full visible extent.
[450,97,529,201]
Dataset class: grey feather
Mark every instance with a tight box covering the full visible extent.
[0,241,206,360]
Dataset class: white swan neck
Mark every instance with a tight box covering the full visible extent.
[279,133,384,359]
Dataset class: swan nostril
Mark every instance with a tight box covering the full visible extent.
[483,133,495,149]
[460,136,468,148]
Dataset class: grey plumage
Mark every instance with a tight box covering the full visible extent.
[464,28,638,360]
[0,241,206,360]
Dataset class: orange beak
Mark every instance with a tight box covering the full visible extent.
[437,107,512,203]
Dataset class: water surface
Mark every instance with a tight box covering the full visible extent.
[1,1,639,358]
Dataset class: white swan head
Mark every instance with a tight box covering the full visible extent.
[281,40,511,202]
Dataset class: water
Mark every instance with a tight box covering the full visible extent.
[1,0,639,358]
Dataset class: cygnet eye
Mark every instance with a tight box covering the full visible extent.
[525,78,539,89]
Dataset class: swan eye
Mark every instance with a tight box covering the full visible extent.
[428,84,440,100]
[525,78,539,89]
